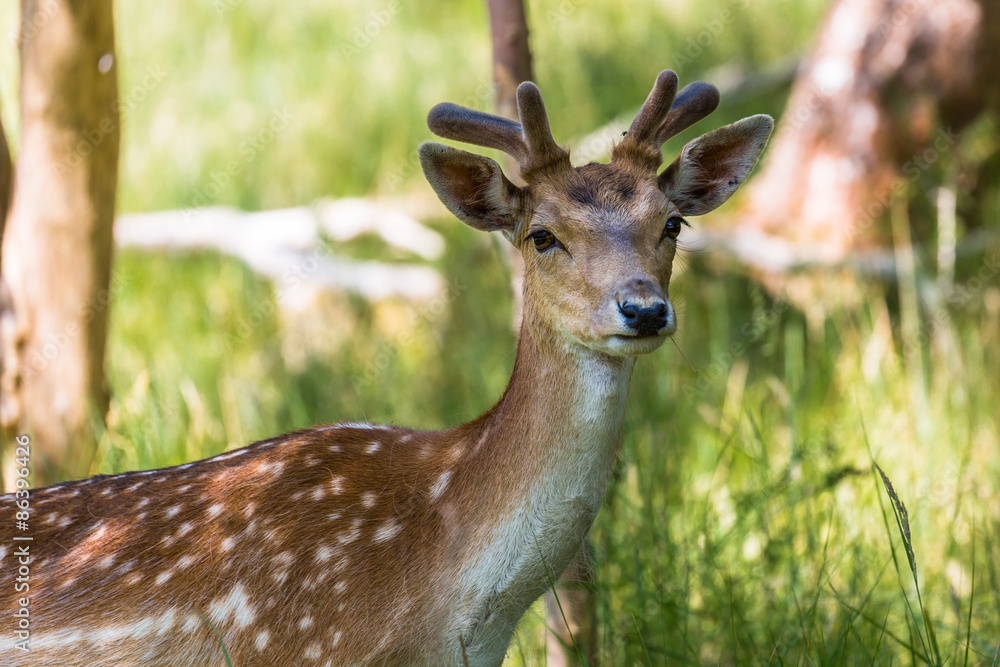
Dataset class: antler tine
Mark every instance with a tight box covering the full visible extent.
[654,81,721,145]
[515,81,570,176]
[426,103,531,168]
[624,70,679,148]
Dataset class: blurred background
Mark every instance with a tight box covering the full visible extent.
[1,0,998,663]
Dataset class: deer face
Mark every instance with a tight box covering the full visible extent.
[419,70,773,358]
[515,165,679,356]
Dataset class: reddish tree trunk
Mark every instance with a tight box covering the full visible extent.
[741,0,999,260]
[1,0,120,486]
[487,0,534,125]
[0,105,11,236]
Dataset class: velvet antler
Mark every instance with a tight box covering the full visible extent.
[426,81,571,180]
[615,70,722,168]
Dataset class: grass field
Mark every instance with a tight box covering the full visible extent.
[3,0,999,663]
[102,230,1000,665]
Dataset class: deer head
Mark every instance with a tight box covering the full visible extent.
[419,70,772,357]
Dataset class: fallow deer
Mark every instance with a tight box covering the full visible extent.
[1,69,771,666]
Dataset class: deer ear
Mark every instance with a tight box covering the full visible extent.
[658,115,773,216]
[419,142,524,237]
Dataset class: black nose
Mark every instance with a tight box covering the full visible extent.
[618,301,668,336]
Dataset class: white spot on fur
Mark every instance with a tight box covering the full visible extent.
[299,615,314,630]
[244,502,257,518]
[332,630,342,646]
[337,421,391,431]
[165,505,182,519]
[360,492,376,508]
[125,482,144,492]
[430,470,452,501]
[256,461,284,476]
[327,512,341,521]
[100,488,112,496]
[213,449,247,462]
[207,503,224,518]
[373,519,402,543]
[338,519,363,544]
[137,497,150,508]
[274,551,294,567]
[365,441,381,454]
[155,570,173,586]
[329,476,346,494]
[208,584,256,629]
[315,545,333,563]
[177,522,193,537]
[303,642,322,659]
[221,537,236,552]
[98,555,116,569]
[255,630,270,650]
[311,486,326,501]
[178,555,196,569]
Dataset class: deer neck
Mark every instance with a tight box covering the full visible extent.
[450,307,635,658]
[482,313,635,501]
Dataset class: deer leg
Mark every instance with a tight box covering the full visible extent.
[545,540,597,666]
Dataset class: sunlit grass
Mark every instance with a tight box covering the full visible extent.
[100,225,1000,665]
[0,0,828,211]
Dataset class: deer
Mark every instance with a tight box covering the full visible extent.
[0,69,771,666]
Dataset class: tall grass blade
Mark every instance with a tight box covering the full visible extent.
[189,607,233,667]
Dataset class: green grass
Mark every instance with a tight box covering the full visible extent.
[98,231,1000,665]
[1,0,826,211]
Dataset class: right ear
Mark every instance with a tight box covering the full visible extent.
[419,142,524,237]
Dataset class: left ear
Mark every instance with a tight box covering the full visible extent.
[658,114,773,216]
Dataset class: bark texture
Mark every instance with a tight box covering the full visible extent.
[0,0,120,484]
[743,0,1000,258]
[0,105,11,237]
[487,0,535,126]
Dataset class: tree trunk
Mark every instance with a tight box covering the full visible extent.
[741,0,1000,260]
[0,0,120,486]
[487,0,534,125]
[486,0,535,332]
[0,104,11,237]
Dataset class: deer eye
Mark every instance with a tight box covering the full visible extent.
[530,230,559,252]
[660,216,686,242]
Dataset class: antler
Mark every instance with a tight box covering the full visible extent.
[427,81,571,180]
[615,70,722,167]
